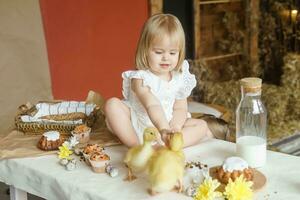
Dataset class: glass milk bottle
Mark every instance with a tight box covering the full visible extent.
[236,77,267,168]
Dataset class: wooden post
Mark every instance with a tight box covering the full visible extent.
[148,0,163,16]
[247,0,260,76]
[193,0,201,59]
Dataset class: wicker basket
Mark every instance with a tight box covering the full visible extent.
[15,102,102,135]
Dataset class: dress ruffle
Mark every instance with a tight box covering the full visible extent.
[122,70,153,100]
[175,60,197,99]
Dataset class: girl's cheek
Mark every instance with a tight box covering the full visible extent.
[154,54,161,59]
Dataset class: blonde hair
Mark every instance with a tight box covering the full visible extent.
[135,14,186,71]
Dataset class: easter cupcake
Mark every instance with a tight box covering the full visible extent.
[82,144,104,165]
[216,156,253,184]
[37,131,64,151]
[89,152,110,173]
[71,124,91,144]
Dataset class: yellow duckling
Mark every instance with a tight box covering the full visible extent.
[147,132,185,195]
[124,127,160,181]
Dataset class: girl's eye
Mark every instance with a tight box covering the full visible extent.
[170,52,178,55]
[155,51,162,54]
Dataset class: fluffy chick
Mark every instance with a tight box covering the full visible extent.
[147,132,185,195]
[124,127,160,181]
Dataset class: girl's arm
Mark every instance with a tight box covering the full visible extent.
[169,98,188,132]
[131,79,170,131]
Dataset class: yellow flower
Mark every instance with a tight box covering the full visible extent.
[224,175,253,200]
[58,144,73,160]
[194,177,222,200]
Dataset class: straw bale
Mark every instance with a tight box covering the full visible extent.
[189,59,244,101]
[189,59,218,82]
[199,82,290,139]
[281,53,300,121]
[286,96,300,120]
[262,84,289,125]
[281,53,300,89]
[202,81,240,111]
[189,52,300,144]
[268,120,300,143]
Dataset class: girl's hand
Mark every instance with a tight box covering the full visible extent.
[169,125,182,133]
[160,129,172,145]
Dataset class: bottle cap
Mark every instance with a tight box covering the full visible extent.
[240,77,262,93]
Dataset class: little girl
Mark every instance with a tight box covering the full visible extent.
[104,14,223,147]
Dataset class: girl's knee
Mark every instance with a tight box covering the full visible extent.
[196,119,213,138]
[104,97,121,113]
[197,119,209,129]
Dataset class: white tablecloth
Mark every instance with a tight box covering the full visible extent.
[0,139,300,199]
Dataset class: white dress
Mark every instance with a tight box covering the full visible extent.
[122,60,197,143]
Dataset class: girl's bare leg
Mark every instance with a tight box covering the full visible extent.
[103,97,139,147]
[181,118,213,147]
